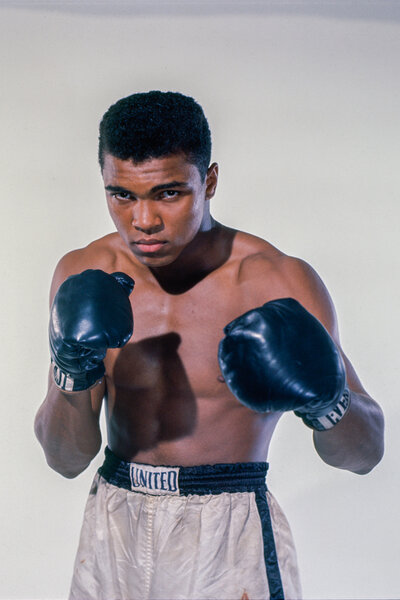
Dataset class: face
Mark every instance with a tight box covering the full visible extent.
[102,153,218,268]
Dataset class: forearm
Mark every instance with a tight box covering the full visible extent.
[313,391,384,474]
[34,376,103,478]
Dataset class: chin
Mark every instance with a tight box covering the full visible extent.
[134,253,178,268]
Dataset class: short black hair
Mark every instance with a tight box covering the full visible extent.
[98,91,212,180]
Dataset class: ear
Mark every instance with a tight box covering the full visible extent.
[205,163,219,200]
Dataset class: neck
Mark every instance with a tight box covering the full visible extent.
[150,219,234,294]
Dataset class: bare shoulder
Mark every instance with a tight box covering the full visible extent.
[233,230,339,337]
[49,233,128,304]
[231,229,373,394]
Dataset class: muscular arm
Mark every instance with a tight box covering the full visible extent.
[283,257,385,474]
[34,372,104,478]
[34,250,105,478]
[312,356,384,475]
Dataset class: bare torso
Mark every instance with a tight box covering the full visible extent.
[58,224,322,466]
[37,149,383,479]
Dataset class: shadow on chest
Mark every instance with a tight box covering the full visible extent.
[106,332,197,453]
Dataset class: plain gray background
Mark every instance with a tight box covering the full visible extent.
[0,1,399,598]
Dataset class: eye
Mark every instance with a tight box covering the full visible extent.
[159,190,180,200]
[112,192,132,202]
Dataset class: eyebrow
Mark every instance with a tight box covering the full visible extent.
[105,181,189,194]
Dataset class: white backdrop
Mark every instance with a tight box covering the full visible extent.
[0,2,399,599]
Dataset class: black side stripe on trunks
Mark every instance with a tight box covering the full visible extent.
[255,488,285,600]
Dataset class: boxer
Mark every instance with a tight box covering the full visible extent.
[35,91,384,600]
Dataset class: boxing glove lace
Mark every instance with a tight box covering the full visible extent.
[49,269,134,392]
[218,298,350,431]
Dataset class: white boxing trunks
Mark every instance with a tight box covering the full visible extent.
[69,447,302,600]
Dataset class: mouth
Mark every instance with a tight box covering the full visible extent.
[132,239,168,254]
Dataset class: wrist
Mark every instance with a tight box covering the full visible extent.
[296,388,351,431]
[51,360,105,392]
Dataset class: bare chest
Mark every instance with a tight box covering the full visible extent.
[103,279,280,464]
[105,280,245,398]
[98,242,289,463]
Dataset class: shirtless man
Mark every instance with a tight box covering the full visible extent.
[34,91,384,600]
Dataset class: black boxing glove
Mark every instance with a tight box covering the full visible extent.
[49,269,134,392]
[218,298,350,431]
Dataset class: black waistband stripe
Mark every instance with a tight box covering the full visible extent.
[98,447,268,496]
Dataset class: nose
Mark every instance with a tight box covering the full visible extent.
[132,200,163,234]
